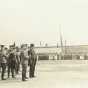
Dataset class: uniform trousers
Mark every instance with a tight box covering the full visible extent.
[8,62,15,78]
[22,64,27,81]
[1,63,6,80]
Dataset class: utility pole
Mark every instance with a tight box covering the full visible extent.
[65,40,67,54]
[59,24,64,60]
[59,24,63,51]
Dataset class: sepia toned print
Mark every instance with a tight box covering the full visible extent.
[0,0,88,88]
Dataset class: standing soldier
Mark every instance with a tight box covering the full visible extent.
[0,45,7,80]
[20,46,29,81]
[7,47,16,78]
[15,47,20,74]
[0,52,1,73]
[28,44,37,78]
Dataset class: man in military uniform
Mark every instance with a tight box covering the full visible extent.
[1,55,7,80]
[20,45,29,81]
[0,52,1,73]
[7,47,16,78]
[15,47,20,74]
[0,45,7,80]
[28,44,37,78]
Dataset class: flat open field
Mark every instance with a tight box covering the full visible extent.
[0,60,88,88]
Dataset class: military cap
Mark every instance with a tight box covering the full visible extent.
[30,44,34,47]
[1,45,4,47]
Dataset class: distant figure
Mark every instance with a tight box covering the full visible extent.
[20,47,29,81]
[28,44,37,78]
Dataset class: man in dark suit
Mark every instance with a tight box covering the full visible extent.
[28,44,37,78]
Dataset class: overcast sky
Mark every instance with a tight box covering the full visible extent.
[0,0,88,46]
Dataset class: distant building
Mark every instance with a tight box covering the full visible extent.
[34,45,88,60]
[35,46,60,60]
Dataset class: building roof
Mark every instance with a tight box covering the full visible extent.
[34,45,88,55]
[34,47,61,54]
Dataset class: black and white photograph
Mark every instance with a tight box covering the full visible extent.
[0,0,88,88]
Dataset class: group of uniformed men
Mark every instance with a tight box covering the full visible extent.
[0,44,37,81]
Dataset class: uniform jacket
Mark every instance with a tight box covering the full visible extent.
[20,50,29,65]
[7,53,16,65]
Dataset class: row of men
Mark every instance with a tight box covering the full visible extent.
[0,44,37,81]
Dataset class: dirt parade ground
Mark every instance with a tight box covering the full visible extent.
[0,60,88,88]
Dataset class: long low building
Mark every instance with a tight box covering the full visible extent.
[34,45,88,60]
